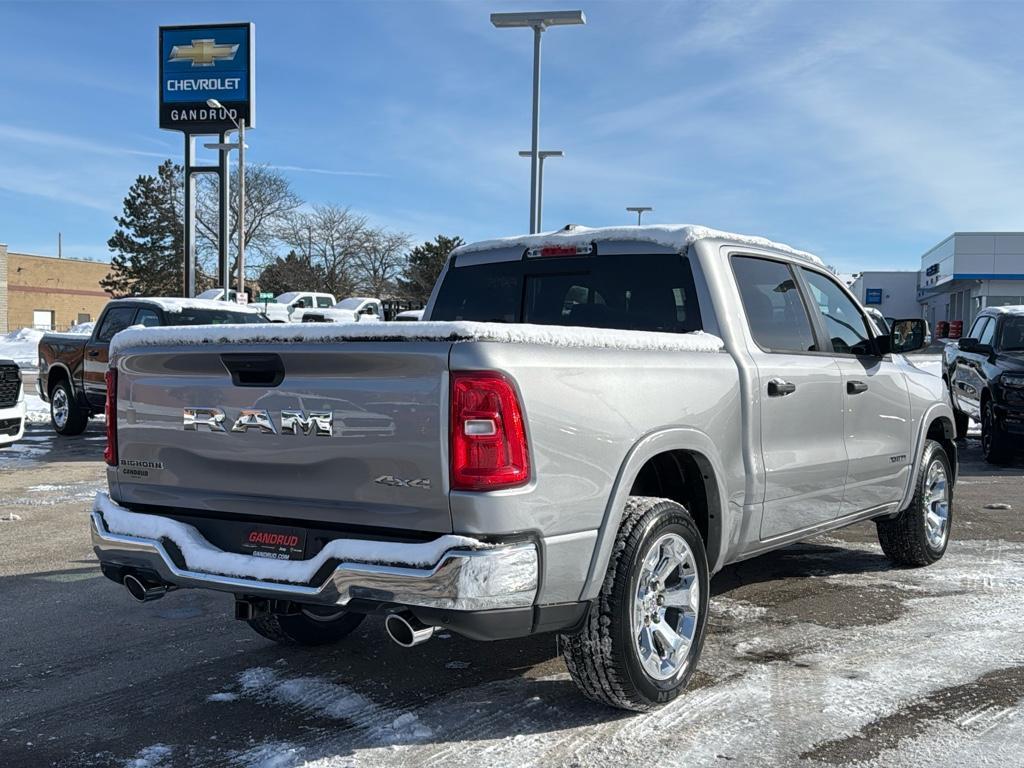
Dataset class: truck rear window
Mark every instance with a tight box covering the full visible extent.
[171,309,265,326]
[432,253,702,333]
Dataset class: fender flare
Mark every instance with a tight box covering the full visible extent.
[45,362,76,399]
[578,427,731,602]
[897,401,956,511]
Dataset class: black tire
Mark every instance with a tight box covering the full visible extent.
[981,400,1013,464]
[247,607,365,646]
[50,380,88,436]
[560,496,710,712]
[876,440,952,567]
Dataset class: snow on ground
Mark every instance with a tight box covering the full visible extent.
[0,327,43,368]
[123,744,173,768]
[23,392,50,423]
[192,538,1024,768]
[109,321,725,358]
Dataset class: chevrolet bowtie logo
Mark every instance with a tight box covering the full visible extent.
[169,38,239,67]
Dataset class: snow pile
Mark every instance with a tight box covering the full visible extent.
[454,223,824,265]
[66,320,95,335]
[23,392,50,424]
[94,493,487,583]
[109,320,724,358]
[123,744,172,768]
[0,327,43,368]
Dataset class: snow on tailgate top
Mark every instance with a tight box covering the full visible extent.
[109,321,724,358]
[453,224,824,265]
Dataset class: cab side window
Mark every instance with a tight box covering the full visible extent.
[979,318,996,346]
[317,297,333,308]
[95,307,139,343]
[800,269,873,355]
[134,309,161,328]
[732,256,818,352]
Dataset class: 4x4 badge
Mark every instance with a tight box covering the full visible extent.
[374,475,431,490]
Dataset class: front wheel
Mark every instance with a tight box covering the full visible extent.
[247,606,365,646]
[560,497,709,711]
[981,400,1013,464]
[876,439,952,566]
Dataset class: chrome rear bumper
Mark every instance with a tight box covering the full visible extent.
[90,511,537,611]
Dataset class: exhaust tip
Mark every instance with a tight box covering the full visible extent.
[123,573,167,603]
[385,612,435,648]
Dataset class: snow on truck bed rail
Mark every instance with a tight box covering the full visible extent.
[109,320,724,358]
[454,223,824,265]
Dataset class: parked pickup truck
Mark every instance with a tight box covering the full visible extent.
[90,225,956,711]
[294,297,384,324]
[37,298,263,436]
[943,304,1024,463]
[0,358,26,448]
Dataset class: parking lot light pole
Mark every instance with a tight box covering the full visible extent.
[518,150,563,232]
[491,10,585,234]
[627,206,653,225]
[206,99,246,299]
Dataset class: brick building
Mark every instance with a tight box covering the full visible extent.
[0,243,112,333]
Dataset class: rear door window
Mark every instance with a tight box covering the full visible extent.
[732,257,817,353]
[431,252,702,332]
[135,309,161,327]
[95,307,139,342]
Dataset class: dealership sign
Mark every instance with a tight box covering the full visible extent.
[865,288,883,305]
[159,23,254,133]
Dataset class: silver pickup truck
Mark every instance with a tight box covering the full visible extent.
[91,225,956,711]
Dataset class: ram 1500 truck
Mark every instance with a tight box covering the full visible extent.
[943,304,1024,462]
[90,225,956,711]
[37,298,263,436]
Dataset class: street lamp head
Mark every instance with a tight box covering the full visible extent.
[206,98,225,109]
[626,206,653,213]
[519,150,565,158]
[491,10,586,28]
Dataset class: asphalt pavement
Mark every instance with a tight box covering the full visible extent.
[1,421,1022,768]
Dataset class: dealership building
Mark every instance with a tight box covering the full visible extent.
[0,243,112,333]
[849,271,921,322]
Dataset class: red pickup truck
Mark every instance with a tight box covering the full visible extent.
[37,297,263,435]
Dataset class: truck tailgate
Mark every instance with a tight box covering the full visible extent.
[112,342,452,533]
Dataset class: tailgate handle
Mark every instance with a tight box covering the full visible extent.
[221,354,286,388]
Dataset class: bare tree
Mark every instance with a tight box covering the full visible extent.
[195,164,301,282]
[277,205,368,297]
[352,228,412,297]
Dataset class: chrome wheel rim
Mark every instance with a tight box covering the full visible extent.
[631,532,700,681]
[923,460,950,550]
[52,388,69,430]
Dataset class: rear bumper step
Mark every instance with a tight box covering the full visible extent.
[91,510,538,611]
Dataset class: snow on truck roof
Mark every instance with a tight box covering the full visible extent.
[454,224,824,265]
[109,320,724,358]
[113,297,261,314]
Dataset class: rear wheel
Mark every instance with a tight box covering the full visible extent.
[560,496,709,711]
[50,381,88,436]
[876,440,952,566]
[981,400,1013,464]
[247,606,365,646]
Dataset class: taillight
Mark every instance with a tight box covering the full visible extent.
[450,372,530,491]
[103,369,117,467]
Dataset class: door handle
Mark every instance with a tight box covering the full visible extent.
[847,380,868,395]
[87,350,100,357]
[768,378,796,397]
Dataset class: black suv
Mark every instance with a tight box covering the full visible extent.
[944,306,1024,463]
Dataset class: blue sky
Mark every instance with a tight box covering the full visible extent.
[2,0,1024,273]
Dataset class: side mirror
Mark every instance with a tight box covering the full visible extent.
[959,337,994,356]
[889,319,928,354]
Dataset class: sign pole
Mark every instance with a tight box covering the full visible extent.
[237,118,246,297]
[183,132,197,298]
